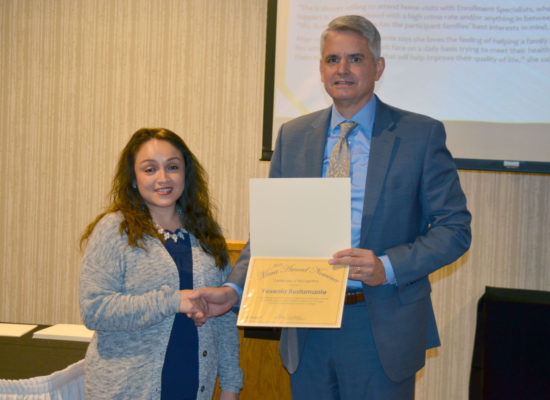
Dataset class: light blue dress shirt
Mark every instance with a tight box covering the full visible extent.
[226,96,396,299]
[323,97,396,289]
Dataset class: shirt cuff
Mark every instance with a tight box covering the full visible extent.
[222,282,243,312]
[380,255,397,285]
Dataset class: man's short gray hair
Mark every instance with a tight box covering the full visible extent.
[320,15,381,61]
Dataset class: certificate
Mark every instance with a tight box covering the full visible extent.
[237,178,351,328]
[237,257,348,327]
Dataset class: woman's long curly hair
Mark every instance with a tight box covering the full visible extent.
[81,128,229,268]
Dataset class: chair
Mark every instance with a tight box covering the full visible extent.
[469,286,550,399]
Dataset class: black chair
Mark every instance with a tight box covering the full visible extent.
[469,286,550,399]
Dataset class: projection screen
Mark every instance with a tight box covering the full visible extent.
[263,0,550,172]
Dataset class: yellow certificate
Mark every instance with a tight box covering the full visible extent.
[239,178,351,328]
[237,257,349,328]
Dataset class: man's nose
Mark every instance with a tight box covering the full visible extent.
[337,59,349,73]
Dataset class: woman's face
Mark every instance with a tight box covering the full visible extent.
[133,138,185,220]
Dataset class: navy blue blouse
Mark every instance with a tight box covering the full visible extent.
[161,229,199,400]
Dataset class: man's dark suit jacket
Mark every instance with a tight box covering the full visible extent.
[228,97,472,382]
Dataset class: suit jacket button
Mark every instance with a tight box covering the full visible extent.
[200,385,205,392]
[203,350,207,357]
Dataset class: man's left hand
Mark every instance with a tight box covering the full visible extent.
[329,248,386,286]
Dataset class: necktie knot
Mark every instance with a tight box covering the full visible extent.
[327,121,357,178]
[338,121,357,141]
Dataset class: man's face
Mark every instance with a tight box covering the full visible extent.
[320,30,385,118]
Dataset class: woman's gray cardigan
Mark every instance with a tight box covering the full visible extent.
[79,212,243,399]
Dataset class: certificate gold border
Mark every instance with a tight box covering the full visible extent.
[237,257,349,328]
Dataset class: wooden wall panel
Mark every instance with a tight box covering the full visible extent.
[1,1,549,399]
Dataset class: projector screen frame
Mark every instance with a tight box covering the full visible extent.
[259,0,550,174]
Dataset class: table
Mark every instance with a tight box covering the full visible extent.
[0,324,88,380]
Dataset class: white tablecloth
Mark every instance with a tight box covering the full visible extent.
[0,360,84,399]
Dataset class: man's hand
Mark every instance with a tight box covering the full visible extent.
[329,248,386,286]
[179,289,208,319]
[198,286,239,317]
[186,286,239,327]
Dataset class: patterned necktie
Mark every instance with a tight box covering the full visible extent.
[327,121,358,177]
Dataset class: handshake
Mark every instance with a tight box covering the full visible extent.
[179,287,240,326]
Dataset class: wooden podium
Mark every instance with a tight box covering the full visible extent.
[212,241,291,399]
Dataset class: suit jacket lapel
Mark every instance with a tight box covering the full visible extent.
[303,108,331,177]
[361,100,397,243]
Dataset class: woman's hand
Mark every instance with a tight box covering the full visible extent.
[220,390,238,400]
[179,289,207,316]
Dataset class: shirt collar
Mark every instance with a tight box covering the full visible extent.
[329,95,377,136]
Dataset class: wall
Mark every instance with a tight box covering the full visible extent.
[1,1,549,399]
[0,0,270,323]
[420,170,550,398]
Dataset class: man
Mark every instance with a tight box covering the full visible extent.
[198,15,471,399]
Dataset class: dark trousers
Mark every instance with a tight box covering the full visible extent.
[290,302,415,400]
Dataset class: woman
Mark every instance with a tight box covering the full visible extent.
[79,128,242,399]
